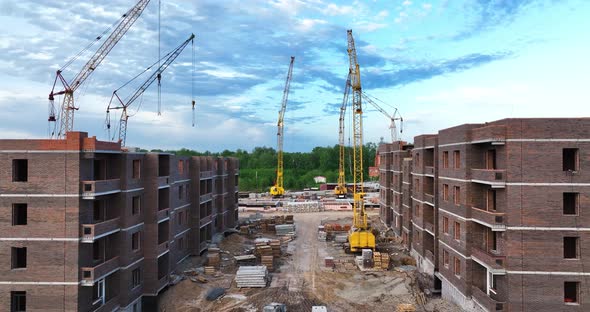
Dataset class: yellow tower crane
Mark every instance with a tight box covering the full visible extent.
[334,74,351,198]
[346,30,375,252]
[270,56,295,197]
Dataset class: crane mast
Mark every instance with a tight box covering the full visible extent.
[346,29,375,252]
[362,93,403,143]
[335,74,351,197]
[48,0,151,138]
[270,56,295,197]
[106,34,196,145]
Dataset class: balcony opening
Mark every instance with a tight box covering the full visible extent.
[158,221,169,245]
[443,249,449,267]
[564,237,579,259]
[443,184,449,201]
[93,159,106,180]
[487,230,498,252]
[93,240,103,262]
[132,232,141,251]
[442,151,449,169]
[12,204,27,226]
[564,281,579,303]
[158,155,170,177]
[179,185,184,200]
[414,178,419,192]
[486,149,497,170]
[415,204,420,218]
[93,201,104,222]
[443,217,449,234]
[415,152,420,166]
[132,196,141,215]
[563,148,579,171]
[11,247,26,269]
[453,150,460,169]
[92,279,105,305]
[454,257,461,277]
[12,159,28,182]
[486,189,497,211]
[158,188,169,211]
[563,193,579,215]
[158,254,169,279]
[11,291,26,312]
[132,159,141,179]
[132,268,141,288]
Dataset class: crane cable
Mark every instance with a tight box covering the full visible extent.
[157,0,162,115]
[192,37,196,127]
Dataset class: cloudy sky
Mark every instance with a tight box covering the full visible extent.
[0,0,588,152]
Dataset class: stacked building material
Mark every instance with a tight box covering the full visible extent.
[373,252,382,269]
[324,257,335,268]
[261,255,274,271]
[240,225,251,235]
[235,266,269,288]
[204,266,216,275]
[381,253,390,270]
[334,234,348,243]
[285,215,294,224]
[318,231,327,241]
[284,201,324,213]
[362,249,373,269]
[255,244,273,257]
[275,224,296,236]
[207,249,221,268]
[270,240,281,256]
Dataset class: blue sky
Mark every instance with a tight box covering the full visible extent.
[0,0,588,152]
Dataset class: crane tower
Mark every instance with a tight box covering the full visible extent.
[346,30,375,252]
[270,56,295,197]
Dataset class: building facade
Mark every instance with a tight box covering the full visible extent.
[379,118,590,311]
[0,132,238,312]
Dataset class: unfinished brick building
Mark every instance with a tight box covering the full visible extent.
[0,132,238,312]
[379,118,590,311]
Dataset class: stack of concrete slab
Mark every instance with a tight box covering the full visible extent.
[275,224,296,236]
[235,266,269,288]
[318,231,327,241]
[261,255,274,271]
[284,201,324,213]
[334,234,348,243]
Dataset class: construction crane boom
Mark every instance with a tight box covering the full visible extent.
[106,33,195,145]
[346,29,375,252]
[335,73,351,197]
[270,56,295,197]
[48,0,151,138]
[362,92,403,142]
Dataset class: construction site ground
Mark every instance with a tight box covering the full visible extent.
[158,210,461,312]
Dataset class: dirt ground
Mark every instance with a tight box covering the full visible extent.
[158,210,462,312]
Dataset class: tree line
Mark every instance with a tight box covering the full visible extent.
[150,143,378,192]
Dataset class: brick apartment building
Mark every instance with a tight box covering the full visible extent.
[0,132,238,312]
[379,118,590,311]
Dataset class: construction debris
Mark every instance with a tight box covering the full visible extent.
[235,266,269,288]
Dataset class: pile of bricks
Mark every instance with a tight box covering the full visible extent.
[204,266,216,275]
[207,248,221,268]
[372,252,390,270]
[261,255,274,271]
[331,258,357,272]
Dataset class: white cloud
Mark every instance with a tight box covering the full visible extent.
[376,10,389,19]
[322,3,354,16]
[402,0,412,6]
[423,3,433,10]
[355,21,387,32]
[297,18,327,32]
